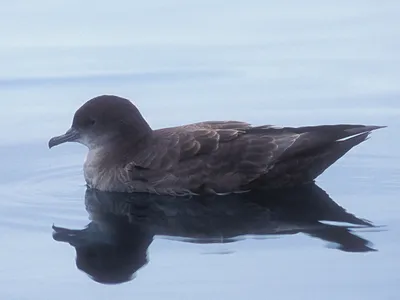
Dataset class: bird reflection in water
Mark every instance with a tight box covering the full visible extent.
[52,183,377,285]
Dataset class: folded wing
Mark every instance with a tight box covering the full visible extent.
[127,123,383,194]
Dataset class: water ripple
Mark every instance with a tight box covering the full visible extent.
[0,69,237,88]
[0,158,87,229]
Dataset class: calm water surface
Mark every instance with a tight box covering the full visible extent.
[1,1,400,299]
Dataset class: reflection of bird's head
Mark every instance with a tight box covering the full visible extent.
[52,215,152,285]
[74,240,148,284]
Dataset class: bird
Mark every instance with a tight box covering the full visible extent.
[48,95,385,196]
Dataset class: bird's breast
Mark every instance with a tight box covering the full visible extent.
[83,148,137,192]
[83,149,101,187]
[82,149,198,194]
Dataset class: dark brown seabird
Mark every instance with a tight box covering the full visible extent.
[48,95,385,196]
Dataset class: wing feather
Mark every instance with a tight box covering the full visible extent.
[126,123,306,193]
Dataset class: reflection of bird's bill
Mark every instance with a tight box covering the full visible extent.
[52,224,113,247]
[52,225,80,240]
[52,225,87,246]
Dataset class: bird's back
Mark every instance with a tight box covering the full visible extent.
[125,122,383,195]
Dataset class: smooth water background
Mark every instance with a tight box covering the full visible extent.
[1,1,399,299]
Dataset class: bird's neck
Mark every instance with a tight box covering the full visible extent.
[87,130,152,168]
[121,112,153,144]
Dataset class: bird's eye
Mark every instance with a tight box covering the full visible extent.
[89,119,96,126]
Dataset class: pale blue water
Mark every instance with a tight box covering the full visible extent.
[1,1,400,299]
